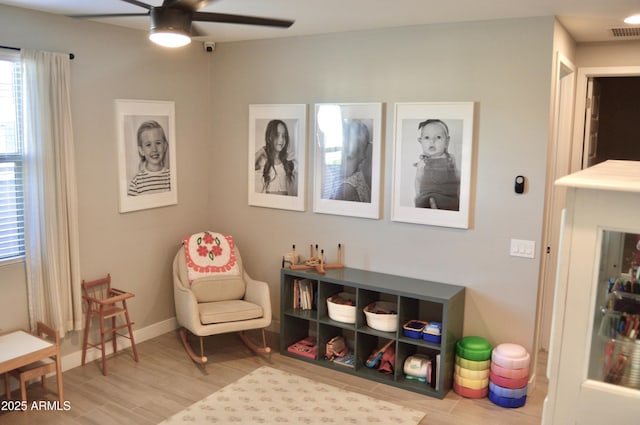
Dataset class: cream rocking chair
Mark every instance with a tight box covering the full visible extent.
[173,232,271,364]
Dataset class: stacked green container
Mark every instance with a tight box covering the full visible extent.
[453,336,492,398]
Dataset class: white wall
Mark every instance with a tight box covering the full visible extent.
[0,5,211,354]
[0,4,560,357]
[206,17,556,353]
[0,261,28,332]
[576,40,640,67]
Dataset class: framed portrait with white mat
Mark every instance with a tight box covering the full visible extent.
[248,104,307,211]
[313,102,383,219]
[115,99,177,213]
[391,102,475,229]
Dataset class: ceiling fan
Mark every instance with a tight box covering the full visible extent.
[71,0,295,48]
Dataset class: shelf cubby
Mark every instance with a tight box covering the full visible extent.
[280,266,465,399]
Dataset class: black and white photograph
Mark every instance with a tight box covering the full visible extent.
[248,104,307,211]
[392,102,474,228]
[253,118,298,196]
[116,99,177,213]
[313,103,382,219]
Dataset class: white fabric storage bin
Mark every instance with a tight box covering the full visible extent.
[327,292,356,324]
[364,301,398,332]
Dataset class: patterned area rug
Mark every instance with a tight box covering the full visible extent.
[159,366,426,424]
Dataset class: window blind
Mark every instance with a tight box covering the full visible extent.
[0,51,25,261]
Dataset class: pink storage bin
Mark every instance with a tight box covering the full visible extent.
[489,371,528,389]
[490,362,529,379]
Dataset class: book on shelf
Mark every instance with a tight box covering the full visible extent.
[287,336,317,359]
[332,351,355,368]
[434,354,440,390]
[293,279,315,310]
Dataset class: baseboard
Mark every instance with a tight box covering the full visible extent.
[267,319,280,334]
[527,371,537,394]
[66,316,281,372]
[64,316,282,372]
[61,316,178,372]
[2,316,280,397]
[1,317,178,397]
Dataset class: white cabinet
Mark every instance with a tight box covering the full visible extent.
[543,160,640,425]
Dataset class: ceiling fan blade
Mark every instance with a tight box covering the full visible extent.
[192,11,294,28]
[119,0,153,10]
[68,13,150,19]
[162,0,213,10]
[190,22,207,37]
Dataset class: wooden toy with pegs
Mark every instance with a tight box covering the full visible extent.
[284,243,344,274]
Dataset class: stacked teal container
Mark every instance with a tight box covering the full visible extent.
[488,343,530,408]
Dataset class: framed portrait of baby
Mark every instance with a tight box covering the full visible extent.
[115,99,177,213]
[313,102,383,219]
[248,104,307,211]
[391,102,475,229]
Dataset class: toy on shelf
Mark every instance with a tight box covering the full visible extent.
[404,354,432,383]
[283,243,344,275]
[366,339,394,368]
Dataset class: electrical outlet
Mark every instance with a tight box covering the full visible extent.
[510,239,535,259]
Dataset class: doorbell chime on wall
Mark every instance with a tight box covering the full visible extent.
[515,175,525,194]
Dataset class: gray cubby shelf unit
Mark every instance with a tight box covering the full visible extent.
[280,266,465,399]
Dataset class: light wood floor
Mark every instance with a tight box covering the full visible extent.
[1,330,547,425]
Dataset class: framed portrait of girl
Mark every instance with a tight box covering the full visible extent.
[248,104,307,211]
[115,99,177,213]
[313,102,383,219]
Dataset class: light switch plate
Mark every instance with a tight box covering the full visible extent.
[510,239,535,259]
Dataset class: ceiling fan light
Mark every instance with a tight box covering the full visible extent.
[149,7,193,48]
[624,14,640,25]
[149,31,191,48]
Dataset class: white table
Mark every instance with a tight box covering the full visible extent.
[0,330,63,402]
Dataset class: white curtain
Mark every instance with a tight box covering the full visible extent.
[21,49,82,337]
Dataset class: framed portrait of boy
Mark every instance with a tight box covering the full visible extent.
[115,99,177,213]
[248,104,307,211]
[391,102,475,229]
[313,103,382,219]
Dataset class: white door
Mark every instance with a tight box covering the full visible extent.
[537,55,575,352]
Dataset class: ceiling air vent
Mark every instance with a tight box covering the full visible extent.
[610,27,640,38]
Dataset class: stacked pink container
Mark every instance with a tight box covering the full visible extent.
[488,343,530,408]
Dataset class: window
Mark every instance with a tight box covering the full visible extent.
[0,50,24,262]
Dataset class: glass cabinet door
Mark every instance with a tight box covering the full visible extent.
[589,231,640,389]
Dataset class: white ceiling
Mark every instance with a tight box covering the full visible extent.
[2,0,640,44]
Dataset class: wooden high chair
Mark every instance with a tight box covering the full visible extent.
[4,322,63,403]
[81,274,139,375]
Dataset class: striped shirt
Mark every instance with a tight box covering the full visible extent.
[128,168,171,196]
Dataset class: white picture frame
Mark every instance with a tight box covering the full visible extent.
[115,99,177,213]
[313,102,382,219]
[391,102,475,229]
[248,104,307,211]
